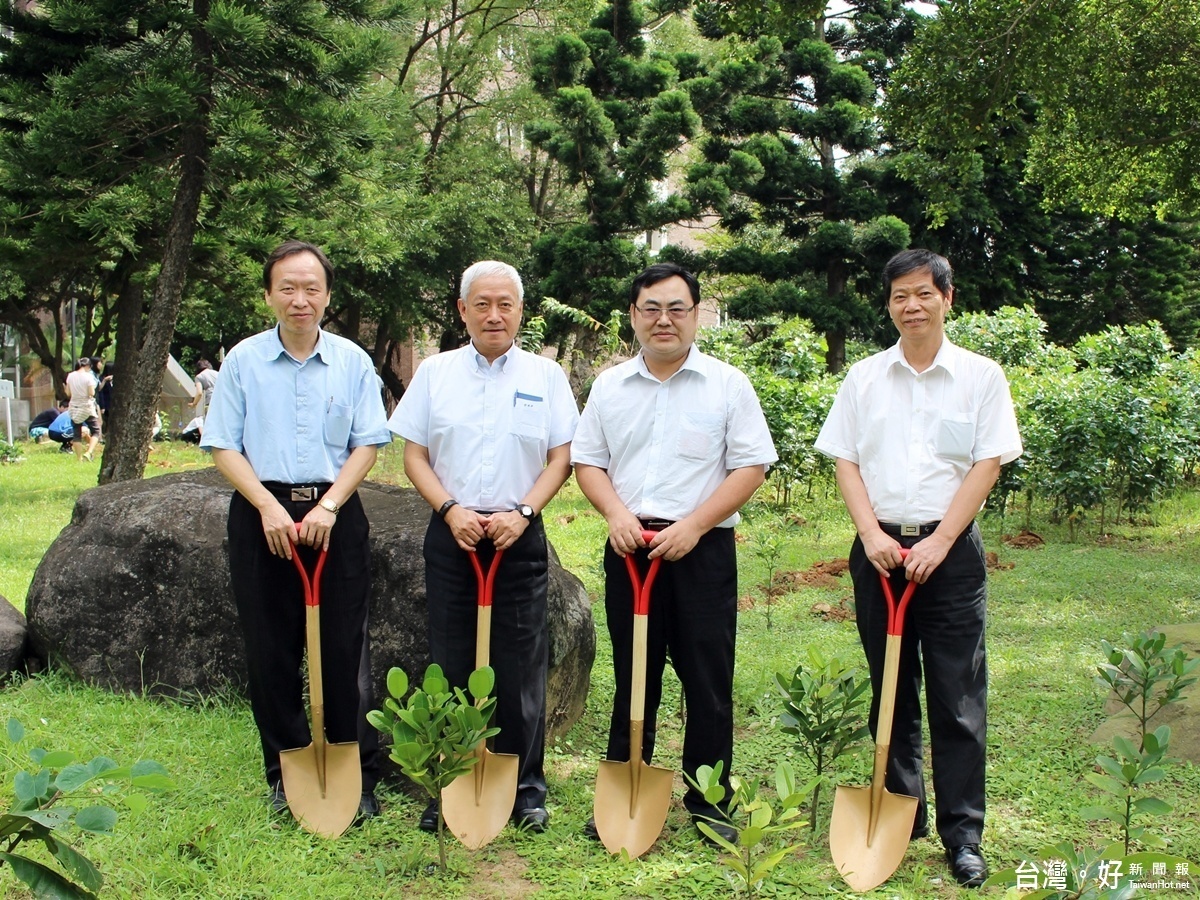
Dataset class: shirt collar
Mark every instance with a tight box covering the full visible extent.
[628,343,706,383]
[468,339,515,372]
[259,325,330,365]
[886,338,958,378]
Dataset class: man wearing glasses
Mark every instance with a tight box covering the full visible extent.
[572,262,776,844]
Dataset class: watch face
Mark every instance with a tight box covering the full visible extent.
[520,505,534,519]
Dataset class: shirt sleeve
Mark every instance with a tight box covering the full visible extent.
[546,364,580,448]
[387,358,431,445]
[972,362,1023,465]
[724,371,778,469]
[569,376,611,468]
[199,352,246,453]
[814,366,860,463]
[348,354,393,449]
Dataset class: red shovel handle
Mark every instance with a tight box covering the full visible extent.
[290,524,328,608]
[623,530,662,616]
[879,548,916,636]
[468,547,505,608]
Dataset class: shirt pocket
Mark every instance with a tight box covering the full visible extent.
[511,391,549,441]
[325,401,353,448]
[675,411,724,462]
[936,414,975,462]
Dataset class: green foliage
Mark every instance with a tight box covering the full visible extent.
[686,760,817,895]
[775,649,870,833]
[1081,726,1173,854]
[1097,630,1200,737]
[366,664,500,873]
[0,717,174,900]
[0,442,23,465]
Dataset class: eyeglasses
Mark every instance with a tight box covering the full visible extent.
[633,304,696,320]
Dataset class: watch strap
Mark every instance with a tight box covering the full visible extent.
[438,498,459,518]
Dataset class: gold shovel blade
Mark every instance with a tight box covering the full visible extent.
[279,740,362,839]
[593,758,674,858]
[441,746,520,850]
[828,783,919,892]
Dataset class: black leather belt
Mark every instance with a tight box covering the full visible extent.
[638,518,675,531]
[261,482,332,502]
[878,520,941,537]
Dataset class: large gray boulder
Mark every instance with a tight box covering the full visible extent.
[25,469,595,740]
[0,594,27,677]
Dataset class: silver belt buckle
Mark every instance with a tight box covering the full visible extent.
[900,523,920,537]
[291,487,316,501]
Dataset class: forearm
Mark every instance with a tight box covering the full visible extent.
[835,458,886,541]
[325,444,379,508]
[521,444,572,514]
[403,440,453,511]
[681,465,766,534]
[574,463,630,520]
[933,457,1000,544]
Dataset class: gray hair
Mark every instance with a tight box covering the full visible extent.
[460,260,524,304]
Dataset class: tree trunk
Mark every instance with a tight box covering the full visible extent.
[99,0,212,484]
[99,266,146,482]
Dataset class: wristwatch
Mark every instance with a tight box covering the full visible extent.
[318,497,340,515]
[438,498,459,518]
[518,504,535,521]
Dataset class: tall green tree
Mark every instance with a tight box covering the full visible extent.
[682,0,917,371]
[0,0,403,482]
[523,0,701,388]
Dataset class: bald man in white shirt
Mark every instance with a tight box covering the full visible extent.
[815,248,1022,888]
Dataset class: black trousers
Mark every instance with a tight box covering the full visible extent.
[227,489,379,791]
[423,513,549,811]
[602,527,738,820]
[850,523,988,846]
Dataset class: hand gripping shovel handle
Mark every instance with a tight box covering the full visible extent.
[869,548,916,842]
[289,528,329,792]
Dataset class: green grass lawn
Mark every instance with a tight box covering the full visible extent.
[1,439,1198,898]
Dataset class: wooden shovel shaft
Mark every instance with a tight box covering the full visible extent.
[868,631,903,844]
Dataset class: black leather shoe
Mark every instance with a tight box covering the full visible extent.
[512,807,550,833]
[582,817,600,841]
[946,844,989,887]
[418,799,439,833]
[355,792,380,824]
[694,817,738,847]
[268,782,288,815]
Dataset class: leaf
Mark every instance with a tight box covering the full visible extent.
[386,667,408,699]
[54,765,97,793]
[14,770,40,804]
[73,806,118,834]
[1079,805,1122,822]
[1131,796,1172,815]
[0,851,99,899]
[43,836,103,893]
[123,793,149,815]
[130,774,175,791]
[467,666,495,700]
[6,718,24,744]
[38,751,75,769]
[130,760,168,778]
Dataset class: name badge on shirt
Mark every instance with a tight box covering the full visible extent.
[512,390,547,439]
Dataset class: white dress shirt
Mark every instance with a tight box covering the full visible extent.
[815,339,1023,523]
[571,345,777,527]
[388,341,579,510]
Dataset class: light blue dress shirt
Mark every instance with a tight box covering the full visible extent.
[201,326,391,484]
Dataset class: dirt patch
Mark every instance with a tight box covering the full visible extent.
[777,558,851,590]
[464,850,537,898]
[809,597,855,622]
[1002,529,1045,549]
[985,551,1013,571]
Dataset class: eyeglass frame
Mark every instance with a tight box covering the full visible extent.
[631,303,698,320]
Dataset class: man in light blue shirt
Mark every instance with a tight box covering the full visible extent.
[202,240,391,821]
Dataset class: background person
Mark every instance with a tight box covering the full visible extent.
[815,248,1022,888]
[192,358,218,420]
[28,400,68,442]
[388,260,578,834]
[201,240,391,821]
[47,408,75,451]
[572,262,776,844]
[65,356,100,462]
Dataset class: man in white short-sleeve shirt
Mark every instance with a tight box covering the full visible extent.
[815,248,1022,887]
[572,262,777,845]
[389,260,578,835]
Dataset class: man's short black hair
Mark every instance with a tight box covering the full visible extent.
[262,241,335,292]
[883,249,953,296]
[629,262,701,307]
